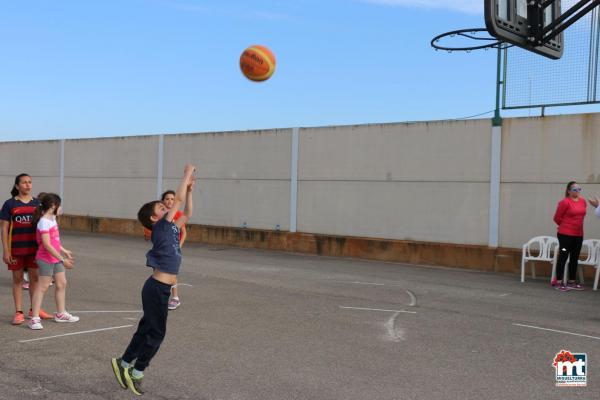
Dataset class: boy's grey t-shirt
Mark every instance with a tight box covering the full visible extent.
[146,217,182,275]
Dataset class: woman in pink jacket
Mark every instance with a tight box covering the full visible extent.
[553,181,587,291]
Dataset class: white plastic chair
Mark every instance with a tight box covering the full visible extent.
[550,238,599,285]
[578,239,600,290]
[521,236,559,283]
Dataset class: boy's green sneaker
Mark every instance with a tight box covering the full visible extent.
[124,368,144,396]
[110,358,127,389]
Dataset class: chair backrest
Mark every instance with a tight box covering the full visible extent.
[523,236,559,261]
[579,239,600,265]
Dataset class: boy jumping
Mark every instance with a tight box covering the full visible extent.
[111,164,196,396]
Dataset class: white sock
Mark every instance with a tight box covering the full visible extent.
[131,369,144,379]
[121,359,130,369]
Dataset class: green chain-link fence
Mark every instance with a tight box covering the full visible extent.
[503,0,600,109]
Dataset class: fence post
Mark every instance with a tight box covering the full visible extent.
[489,45,503,248]
[290,128,299,233]
[157,134,164,200]
[59,139,65,201]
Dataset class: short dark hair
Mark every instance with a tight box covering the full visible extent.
[161,190,175,201]
[138,200,162,230]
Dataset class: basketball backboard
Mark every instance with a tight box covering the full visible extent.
[485,0,564,59]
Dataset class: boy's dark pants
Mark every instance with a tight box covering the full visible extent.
[122,276,171,371]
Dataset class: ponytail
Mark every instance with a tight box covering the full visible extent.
[31,204,44,229]
[32,193,61,228]
[11,173,30,197]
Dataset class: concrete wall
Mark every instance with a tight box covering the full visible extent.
[162,129,291,230]
[0,140,60,198]
[298,121,491,244]
[2,113,600,251]
[500,114,600,248]
[64,136,159,219]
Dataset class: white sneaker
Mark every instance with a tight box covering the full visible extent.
[28,317,43,330]
[22,271,30,290]
[168,297,181,310]
[54,312,79,323]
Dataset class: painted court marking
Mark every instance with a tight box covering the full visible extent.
[333,280,407,288]
[19,325,134,343]
[385,312,405,342]
[68,310,142,314]
[339,306,417,314]
[513,323,600,341]
[172,283,193,288]
[339,306,413,342]
[405,290,417,307]
[340,281,386,286]
[331,281,418,307]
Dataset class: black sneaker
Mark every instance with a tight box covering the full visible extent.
[124,368,144,396]
[110,358,128,389]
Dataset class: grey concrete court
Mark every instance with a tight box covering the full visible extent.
[0,232,599,400]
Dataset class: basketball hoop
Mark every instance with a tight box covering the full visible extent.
[430,28,512,52]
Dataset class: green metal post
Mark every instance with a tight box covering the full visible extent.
[492,45,503,127]
[489,43,503,247]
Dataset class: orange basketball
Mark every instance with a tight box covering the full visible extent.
[240,45,276,82]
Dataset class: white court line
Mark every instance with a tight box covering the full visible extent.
[19,325,134,343]
[513,323,600,341]
[68,310,142,314]
[172,283,193,288]
[385,312,405,342]
[405,290,417,307]
[339,306,417,314]
[330,281,418,307]
[329,280,386,286]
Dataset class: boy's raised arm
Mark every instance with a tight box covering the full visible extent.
[175,179,194,229]
[166,164,195,223]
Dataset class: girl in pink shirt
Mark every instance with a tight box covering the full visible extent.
[553,181,587,291]
[29,193,78,330]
